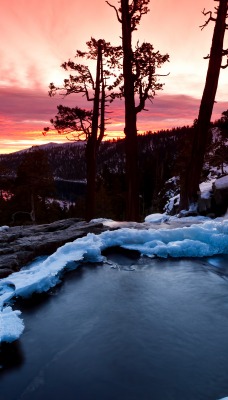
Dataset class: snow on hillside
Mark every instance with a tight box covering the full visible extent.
[164,173,228,215]
[0,215,228,343]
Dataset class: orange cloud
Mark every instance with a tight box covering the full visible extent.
[1,87,228,154]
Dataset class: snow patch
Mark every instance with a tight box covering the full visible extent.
[0,307,24,343]
[145,213,169,223]
[164,194,180,214]
[200,180,214,199]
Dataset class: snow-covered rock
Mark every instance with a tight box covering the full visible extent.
[145,213,169,223]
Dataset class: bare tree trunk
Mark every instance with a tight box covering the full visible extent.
[98,58,106,147]
[30,193,36,223]
[121,0,139,221]
[85,138,97,221]
[180,0,227,211]
[85,40,102,221]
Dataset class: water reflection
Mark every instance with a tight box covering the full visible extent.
[206,254,228,269]
[1,252,228,400]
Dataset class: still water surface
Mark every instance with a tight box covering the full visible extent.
[1,252,228,400]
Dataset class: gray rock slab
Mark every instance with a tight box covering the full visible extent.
[0,218,110,278]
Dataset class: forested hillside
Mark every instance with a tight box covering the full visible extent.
[0,119,227,225]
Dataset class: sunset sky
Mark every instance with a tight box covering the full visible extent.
[1,0,228,153]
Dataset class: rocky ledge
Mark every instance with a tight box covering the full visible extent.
[0,218,110,278]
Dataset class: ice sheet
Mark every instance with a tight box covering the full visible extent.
[1,217,228,342]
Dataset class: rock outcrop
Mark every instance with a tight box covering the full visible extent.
[212,175,228,216]
[185,175,228,217]
[0,218,110,278]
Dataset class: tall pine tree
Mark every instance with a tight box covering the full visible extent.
[180,0,228,211]
[45,38,122,220]
[107,0,169,221]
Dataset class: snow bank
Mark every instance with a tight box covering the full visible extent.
[145,213,169,223]
[0,218,228,342]
[121,220,228,258]
[145,213,210,225]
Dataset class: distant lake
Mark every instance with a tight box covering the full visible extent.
[1,251,228,400]
[55,179,86,201]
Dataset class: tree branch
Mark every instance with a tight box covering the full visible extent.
[220,48,228,68]
[130,0,150,30]
[200,8,216,30]
[221,59,228,68]
[130,0,138,17]
[106,1,122,23]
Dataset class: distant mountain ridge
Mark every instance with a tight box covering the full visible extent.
[0,127,227,219]
[0,139,128,181]
[0,141,87,180]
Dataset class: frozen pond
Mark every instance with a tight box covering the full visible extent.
[1,251,228,400]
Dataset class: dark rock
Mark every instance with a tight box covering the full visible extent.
[0,218,110,278]
[212,176,228,216]
[0,254,19,271]
[0,268,15,278]
[198,196,212,214]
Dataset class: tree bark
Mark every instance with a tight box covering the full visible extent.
[85,40,102,221]
[121,0,139,221]
[180,0,227,211]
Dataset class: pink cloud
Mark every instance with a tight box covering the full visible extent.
[1,87,228,147]
[136,94,228,131]
[0,0,227,153]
